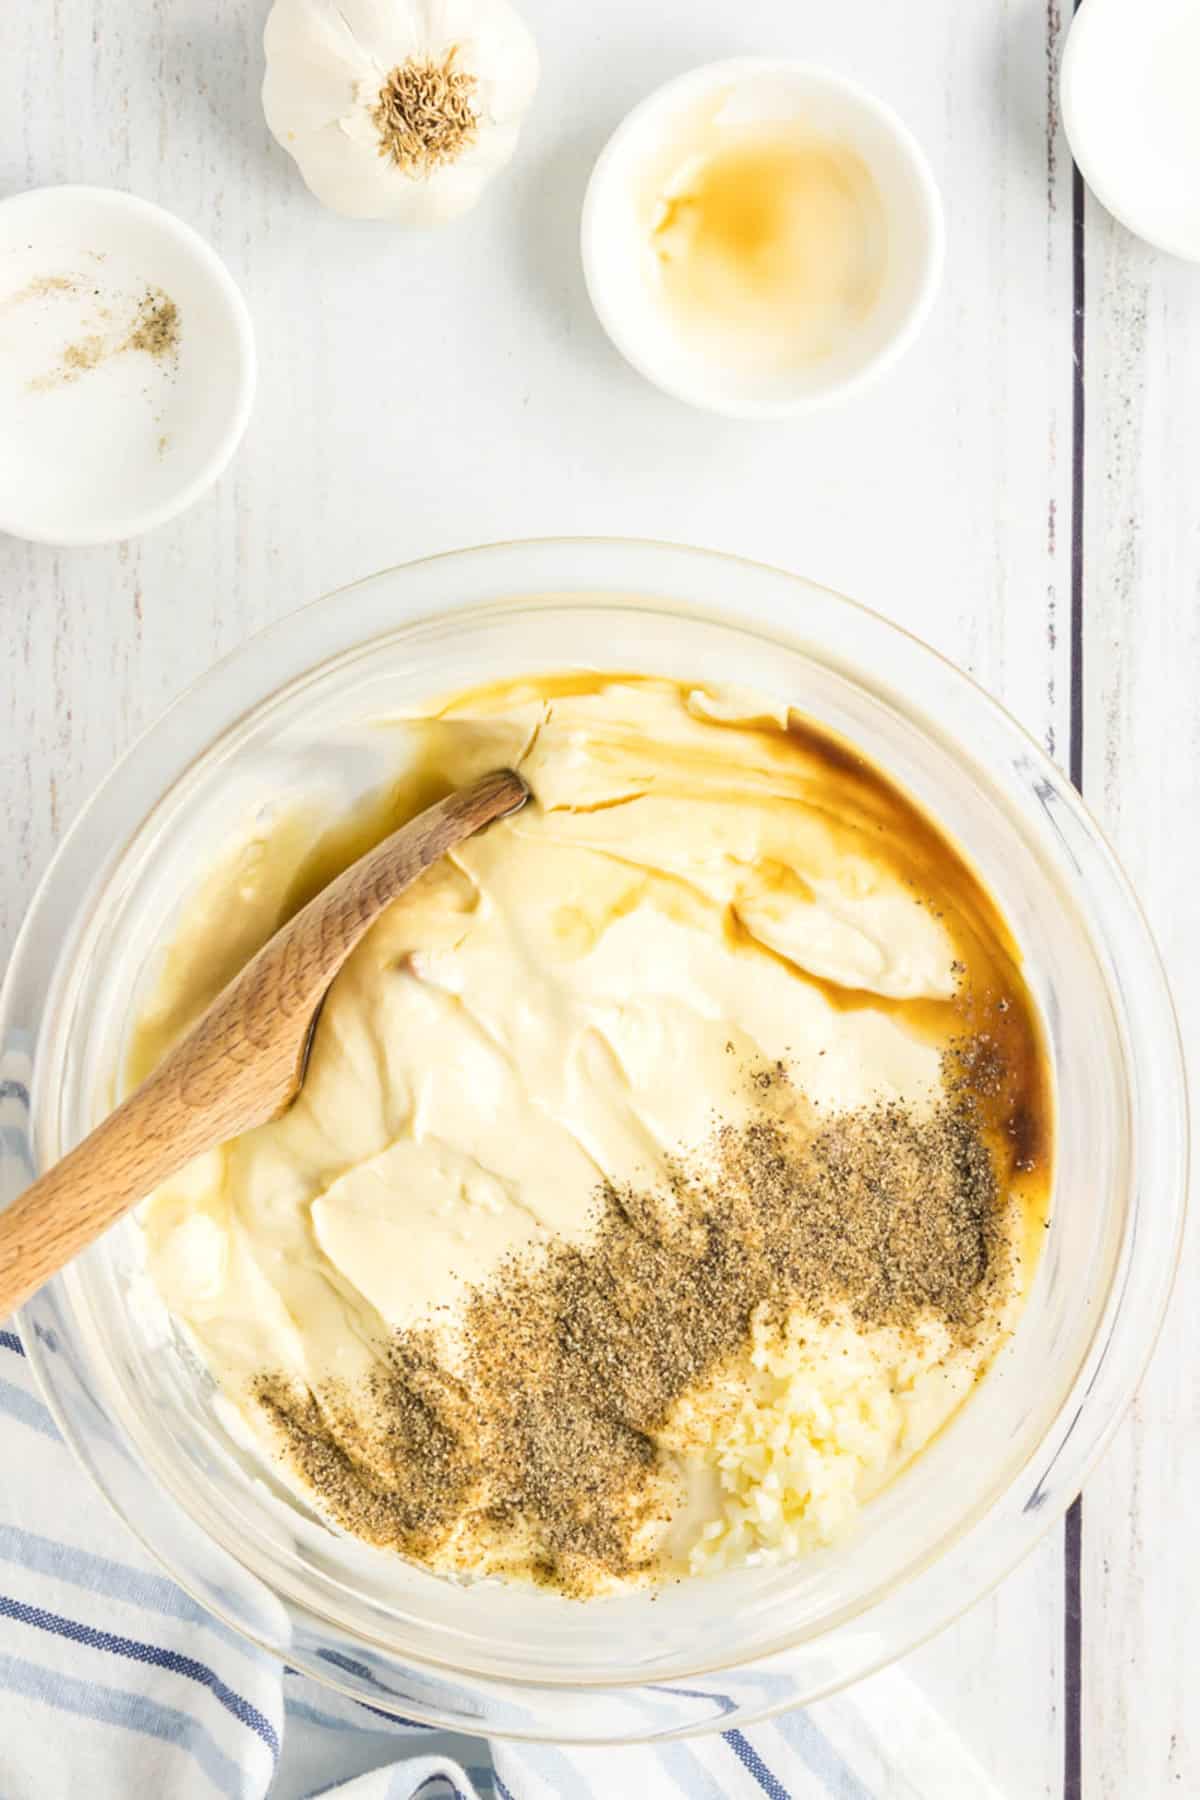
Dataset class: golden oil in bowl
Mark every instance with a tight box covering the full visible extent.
[650,124,886,371]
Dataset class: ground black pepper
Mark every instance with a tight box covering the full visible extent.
[254,1065,1012,1597]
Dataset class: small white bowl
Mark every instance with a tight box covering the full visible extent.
[581,59,944,419]
[0,186,255,546]
[1061,0,1200,263]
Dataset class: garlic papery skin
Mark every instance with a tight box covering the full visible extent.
[262,0,540,223]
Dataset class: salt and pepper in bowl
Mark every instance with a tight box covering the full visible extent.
[2,25,1185,532]
[0,186,255,547]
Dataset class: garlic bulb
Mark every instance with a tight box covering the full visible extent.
[262,0,539,223]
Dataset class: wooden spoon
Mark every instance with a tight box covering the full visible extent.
[0,768,529,1319]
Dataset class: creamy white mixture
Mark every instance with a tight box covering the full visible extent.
[136,674,1047,1588]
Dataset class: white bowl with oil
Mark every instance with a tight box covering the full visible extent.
[581,60,945,419]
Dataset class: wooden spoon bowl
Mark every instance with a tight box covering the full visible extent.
[0,768,529,1318]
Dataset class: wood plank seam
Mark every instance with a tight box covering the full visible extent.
[1064,11,1088,1785]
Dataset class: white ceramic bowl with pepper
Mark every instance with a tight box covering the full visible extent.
[0,186,255,546]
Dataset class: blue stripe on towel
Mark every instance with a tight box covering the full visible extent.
[0,1375,58,1439]
[658,1742,729,1799]
[284,1695,430,1739]
[316,1646,433,1729]
[0,1124,31,1161]
[357,1697,434,1730]
[723,1728,791,1800]
[318,1646,394,1689]
[650,1680,736,1717]
[0,1527,254,1658]
[285,1696,377,1736]
[0,1592,279,1759]
[773,1706,875,1799]
[0,1330,24,1357]
[506,1743,602,1798]
[407,1774,471,1800]
[0,1647,246,1798]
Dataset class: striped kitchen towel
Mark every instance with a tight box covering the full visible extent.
[0,1320,1006,1799]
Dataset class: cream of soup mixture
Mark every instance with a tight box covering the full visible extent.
[133,673,1052,1597]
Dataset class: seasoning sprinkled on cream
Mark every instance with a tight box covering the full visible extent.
[135,672,1053,1596]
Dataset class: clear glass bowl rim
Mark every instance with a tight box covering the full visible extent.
[0,537,1188,1741]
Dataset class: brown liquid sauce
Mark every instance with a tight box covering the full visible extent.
[649,130,886,366]
[775,710,1052,1212]
[423,671,1053,1270]
[127,672,1053,1283]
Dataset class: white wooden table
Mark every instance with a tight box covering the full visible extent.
[2,3,1194,1794]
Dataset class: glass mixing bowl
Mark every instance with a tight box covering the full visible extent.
[0,539,1186,1742]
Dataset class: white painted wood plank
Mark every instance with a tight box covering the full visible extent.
[1079,200,1200,1799]
[0,2,1080,1787]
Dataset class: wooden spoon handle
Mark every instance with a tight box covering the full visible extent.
[157,767,530,1116]
[0,766,529,1320]
[0,1063,212,1322]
